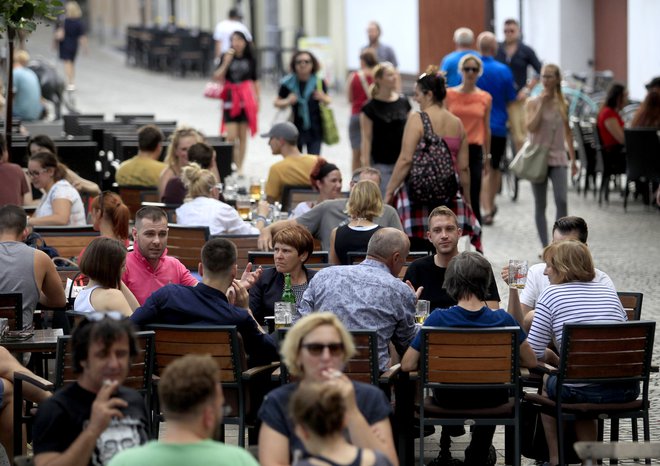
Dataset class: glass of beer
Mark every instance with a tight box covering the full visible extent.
[274,302,295,329]
[415,300,430,324]
[236,196,252,221]
[249,177,262,200]
[508,260,528,289]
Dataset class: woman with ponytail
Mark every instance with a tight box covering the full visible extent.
[90,191,130,245]
[27,151,86,226]
[175,163,268,235]
[384,65,482,253]
[525,63,577,247]
[290,383,393,466]
[360,61,411,194]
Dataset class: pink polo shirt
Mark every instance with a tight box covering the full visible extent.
[122,248,198,305]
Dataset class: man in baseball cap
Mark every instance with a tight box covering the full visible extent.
[261,122,317,203]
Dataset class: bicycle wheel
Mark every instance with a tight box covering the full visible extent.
[562,87,599,119]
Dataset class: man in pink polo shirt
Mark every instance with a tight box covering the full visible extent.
[122,206,197,305]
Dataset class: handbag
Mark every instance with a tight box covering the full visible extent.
[316,79,339,145]
[203,81,223,99]
[509,141,550,183]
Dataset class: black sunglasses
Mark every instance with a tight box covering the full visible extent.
[301,342,344,356]
[295,59,311,65]
[463,67,479,73]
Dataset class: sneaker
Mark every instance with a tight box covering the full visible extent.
[463,444,496,466]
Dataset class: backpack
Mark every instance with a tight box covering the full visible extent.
[406,111,459,205]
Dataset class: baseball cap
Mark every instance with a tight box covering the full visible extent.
[646,77,660,90]
[261,122,299,141]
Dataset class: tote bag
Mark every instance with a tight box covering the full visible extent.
[509,141,549,183]
[316,79,339,145]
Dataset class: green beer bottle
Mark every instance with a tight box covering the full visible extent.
[282,273,296,304]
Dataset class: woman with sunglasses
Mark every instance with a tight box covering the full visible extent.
[258,313,397,466]
[27,151,86,226]
[360,61,412,195]
[74,237,139,316]
[275,50,330,155]
[384,66,482,253]
[290,383,393,466]
[213,31,259,172]
[444,54,492,225]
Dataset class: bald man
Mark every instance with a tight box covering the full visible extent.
[299,227,417,372]
[476,32,517,224]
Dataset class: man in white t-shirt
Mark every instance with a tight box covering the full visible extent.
[213,7,252,63]
[502,216,615,331]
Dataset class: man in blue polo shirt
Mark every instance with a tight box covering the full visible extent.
[477,32,517,225]
[12,50,44,121]
[440,27,476,87]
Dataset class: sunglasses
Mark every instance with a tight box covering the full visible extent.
[28,168,48,177]
[301,342,344,356]
[463,67,480,73]
[504,29,516,33]
[295,59,311,65]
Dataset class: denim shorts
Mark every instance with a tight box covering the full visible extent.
[546,376,640,403]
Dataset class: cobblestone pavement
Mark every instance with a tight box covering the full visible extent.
[16,28,660,465]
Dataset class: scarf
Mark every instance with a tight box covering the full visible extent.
[281,73,318,130]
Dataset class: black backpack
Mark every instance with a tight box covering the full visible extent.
[406,111,459,204]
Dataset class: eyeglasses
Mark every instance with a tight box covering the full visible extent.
[84,311,125,322]
[463,67,480,73]
[295,59,311,65]
[28,168,48,177]
[504,28,516,33]
[301,342,344,356]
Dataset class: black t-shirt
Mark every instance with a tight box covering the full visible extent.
[403,255,501,311]
[361,96,411,164]
[278,78,328,137]
[221,55,257,83]
[33,383,149,466]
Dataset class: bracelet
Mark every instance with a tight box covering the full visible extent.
[254,215,268,225]
[484,153,492,160]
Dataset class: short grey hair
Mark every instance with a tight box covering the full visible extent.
[443,252,492,302]
[367,227,409,259]
[453,27,474,46]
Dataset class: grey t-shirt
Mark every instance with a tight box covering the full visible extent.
[296,199,403,251]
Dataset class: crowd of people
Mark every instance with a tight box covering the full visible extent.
[0,7,658,466]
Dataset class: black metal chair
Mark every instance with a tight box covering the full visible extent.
[524,321,655,466]
[417,327,522,466]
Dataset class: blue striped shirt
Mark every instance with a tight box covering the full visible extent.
[527,281,626,359]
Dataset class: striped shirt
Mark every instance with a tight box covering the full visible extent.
[527,281,626,359]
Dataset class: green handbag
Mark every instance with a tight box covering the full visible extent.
[316,78,339,145]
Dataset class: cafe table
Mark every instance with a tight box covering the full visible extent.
[1,328,64,378]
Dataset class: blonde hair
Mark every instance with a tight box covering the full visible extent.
[65,1,82,18]
[542,240,595,283]
[180,163,217,200]
[14,50,30,66]
[458,54,484,78]
[164,127,203,172]
[370,61,396,98]
[281,313,356,378]
[346,180,383,220]
[543,64,569,122]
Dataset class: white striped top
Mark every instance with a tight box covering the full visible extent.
[527,281,627,359]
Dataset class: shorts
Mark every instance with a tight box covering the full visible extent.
[348,113,361,149]
[490,135,507,169]
[546,376,640,403]
[223,108,248,123]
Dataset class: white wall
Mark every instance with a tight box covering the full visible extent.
[559,0,594,79]
[343,0,419,74]
[628,0,660,100]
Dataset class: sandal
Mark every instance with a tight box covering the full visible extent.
[482,213,494,226]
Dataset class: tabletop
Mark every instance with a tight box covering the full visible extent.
[0,328,63,352]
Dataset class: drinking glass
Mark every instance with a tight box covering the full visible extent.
[508,260,528,289]
[415,300,430,324]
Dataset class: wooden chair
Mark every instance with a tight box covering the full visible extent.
[618,291,643,321]
[13,330,156,455]
[212,234,259,272]
[417,327,522,466]
[247,250,329,266]
[281,185,312,212]
[146,324,278,446]
[0,292,22,331]
[523,321,656,466]
[623,128,660,211]
[118,186,159,218]
[166,224,210,270]
[33,226,100,261]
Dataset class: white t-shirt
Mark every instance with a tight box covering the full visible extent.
[175,196,259,236]
[213,19,252,54]
[35,179,87,226]
[519,262,615,309]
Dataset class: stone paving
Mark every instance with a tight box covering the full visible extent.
[13,26,660,465]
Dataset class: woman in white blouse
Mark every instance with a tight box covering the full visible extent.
[175,163,269,236]
[27,151,86,226]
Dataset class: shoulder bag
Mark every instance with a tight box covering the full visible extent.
[509,119,559,183]
[317,78,340,145]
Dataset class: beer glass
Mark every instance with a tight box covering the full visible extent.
[508,260,528,289]
[415,300,430,324]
